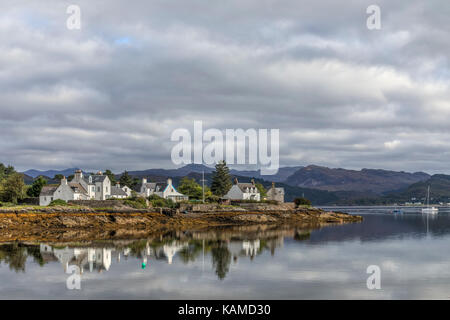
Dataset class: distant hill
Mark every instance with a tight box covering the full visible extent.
[229,166,303,182]
[285,165,430,194]
[383,174,450,204]
[23,168,82,179]
[126,164,214,178]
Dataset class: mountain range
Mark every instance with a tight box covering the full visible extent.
[22,164,443,205]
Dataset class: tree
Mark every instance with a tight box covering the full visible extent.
[211,161,232,197]
[27,176,47,197]
[1,173,25,204]
[53,174,64,181]
[0,163,16,182]
[119,171,133,188]
[294,197,312,207]
[104,169,116,185]
[178,177,203,199]
[255,183,267,198]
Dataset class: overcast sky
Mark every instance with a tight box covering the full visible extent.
[1,1,449,173]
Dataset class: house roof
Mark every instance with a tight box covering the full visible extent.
[40,186,58,196]
[85,175,108,184]
[111,186,128,197]
[236,183,258,193]
[267,187,284,194]
[69,182,87,194]
[140,182,167,192]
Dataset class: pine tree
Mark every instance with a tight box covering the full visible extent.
[211,161,232,197]
[104,169,116,184]
[119,171,133,188]
[27,176,47,197]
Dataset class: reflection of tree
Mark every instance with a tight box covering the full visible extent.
[179,241,203,264]
[128,240,148,258]
[294,230,311,241]
[26,246,45,266]
[0,243,27,272]
[211,243,231,280]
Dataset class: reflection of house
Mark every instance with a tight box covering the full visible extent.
[139,178,188,202]
[153,241,188,264]
[39,244,112,273]
[224,179,260,201]
[266,182,284,203]
[228,240,260,259]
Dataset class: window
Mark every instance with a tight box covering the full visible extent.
[92,186,95,192]
[97,187,100,192]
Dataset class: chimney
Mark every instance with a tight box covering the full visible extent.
[251,179,255,186]
[167,178,172,185]
[272,182,275,188]
[142,178,147,185]
[116,182,121,188]
[75,170,83,181]
[97,171,103,175]
[234,178,239,185]
[61,176,67,185]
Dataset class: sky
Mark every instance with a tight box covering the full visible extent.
[1,1,450,173]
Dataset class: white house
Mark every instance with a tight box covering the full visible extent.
[39,177,87,206]
[139,178,188,202]
[224,178,260,201]
[70,170,111,201]
[39,170,130,206]
[110,182,129,199]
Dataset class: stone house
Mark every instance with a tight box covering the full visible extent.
[266,182,285,203]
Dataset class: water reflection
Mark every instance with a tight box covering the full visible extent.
[3,211,450,299]
[0,227,295,282]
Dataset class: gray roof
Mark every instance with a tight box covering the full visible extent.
[140,182,167,192]
[267,187,284,194]
[84,175,108,184]
[111,186,128,197]
[69,182,87,194]
[236,183,258,193]
[40,186,58,196]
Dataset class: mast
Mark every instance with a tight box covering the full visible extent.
[202,170,205,203]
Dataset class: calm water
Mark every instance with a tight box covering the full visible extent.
[2,207,450,299]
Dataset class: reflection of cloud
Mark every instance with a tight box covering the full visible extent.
[2,232,450,299]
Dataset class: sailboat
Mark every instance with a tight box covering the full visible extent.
[422,185,438,214]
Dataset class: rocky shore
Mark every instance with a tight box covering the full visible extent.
[0,204,362,242]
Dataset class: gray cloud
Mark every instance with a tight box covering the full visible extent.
[0,0,449,173]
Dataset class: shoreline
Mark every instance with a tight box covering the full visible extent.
[0,206,362,242]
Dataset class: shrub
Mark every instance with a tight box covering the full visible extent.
[294,197,312,207]
[124,197,148,209]
[49,199,68,206]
